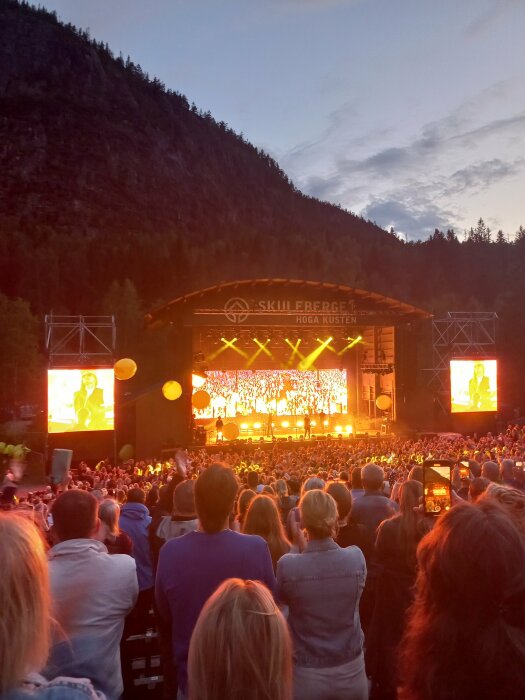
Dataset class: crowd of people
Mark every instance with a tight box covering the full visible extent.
[1,424,525,699]
[194,368,347,418]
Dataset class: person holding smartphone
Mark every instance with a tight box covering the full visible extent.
[398,500,525,700]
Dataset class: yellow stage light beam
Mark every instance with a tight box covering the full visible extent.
[316,338,337,353]
[285,338,304,365]
[298,336,333,370]
[205,337,238,362]
[246,338,272,367]
[338,335,363,356]
[221,337,249,359]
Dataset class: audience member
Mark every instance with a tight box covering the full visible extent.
[0,512,103,699]
[481,460,500,483]
[367,480,430,700]
[277,489,367,700]
[398,500,525,700]
[243,494,291,571]
[188,578,292,700]
[326,481,373,563]
[97,499,133,555]
[155,464,276,698]
[119,487,155,630]
[156,480,199,544]
[46,490,137,699]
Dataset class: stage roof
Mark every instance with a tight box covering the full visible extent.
[145,279,432,329]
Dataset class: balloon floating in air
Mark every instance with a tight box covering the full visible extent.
[222,423,239,441]
[376,394,392,411]
[114,358,137,381]
[119,443,135,460]
[162,380,182,401]
[192,390,211,410]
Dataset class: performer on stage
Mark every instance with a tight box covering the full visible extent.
[266,412,274,438]
[215,415,224,442]
[304,413,311,439]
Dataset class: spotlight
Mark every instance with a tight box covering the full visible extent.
[253,422,261,429]
[192,371,207,388]
[281,421,290,428]
[240,423,249,430]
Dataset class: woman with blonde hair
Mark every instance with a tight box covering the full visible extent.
[188,578,292,700]
[97,498,133,555]
[0,512,102,699]
[480,482,525,535]
[243,495,291,571]
[277,489,368,700]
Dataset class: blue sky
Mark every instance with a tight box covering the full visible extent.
[39,0,525,240]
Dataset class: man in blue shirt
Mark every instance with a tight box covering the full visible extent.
[155,463,276,698]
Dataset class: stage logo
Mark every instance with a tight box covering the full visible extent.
[224,297,250,323]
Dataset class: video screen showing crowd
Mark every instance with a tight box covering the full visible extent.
[192,368,348,418]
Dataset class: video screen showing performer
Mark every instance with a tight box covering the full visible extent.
[48,369,114,433]
[450,359,497,413]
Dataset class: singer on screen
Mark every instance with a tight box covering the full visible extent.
[469,362,491,411]
[73,371,106,430]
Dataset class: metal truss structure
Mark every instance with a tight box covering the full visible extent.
[45,315,116,368]
[424,312,497,412]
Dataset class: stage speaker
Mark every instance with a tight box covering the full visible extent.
[52,449,73,485]
[195,427,206,446]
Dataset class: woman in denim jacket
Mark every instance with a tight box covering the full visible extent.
[277,489,368,700]
[0,513,103,700]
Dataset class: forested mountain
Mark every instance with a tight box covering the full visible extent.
[0,0,524,414]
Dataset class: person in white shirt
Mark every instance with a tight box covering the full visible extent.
[46,490,138,700]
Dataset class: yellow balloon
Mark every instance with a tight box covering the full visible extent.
[192,390,211,410]
[114,358,137,381]
[119,443,135,460]
[376,394,392,411]
[162,381,182,401]
[222,423,239,440]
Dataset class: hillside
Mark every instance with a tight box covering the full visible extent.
[0,0,406,316]
[0,0,524,412]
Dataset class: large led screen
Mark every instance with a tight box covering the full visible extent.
[193,369,348,418]
[48,369,115,433]
[450,359,498,413]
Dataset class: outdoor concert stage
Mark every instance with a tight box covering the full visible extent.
[133,279,431,456]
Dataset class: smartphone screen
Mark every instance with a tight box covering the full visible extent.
[459,463,470,479]
[423,462,452,516]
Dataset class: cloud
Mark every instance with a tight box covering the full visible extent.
[446,158,525,195]
[362,197,456,241]
[465,0,520,38]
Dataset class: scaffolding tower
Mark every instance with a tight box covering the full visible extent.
[45,315,116,367]
[424,312,497,413]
